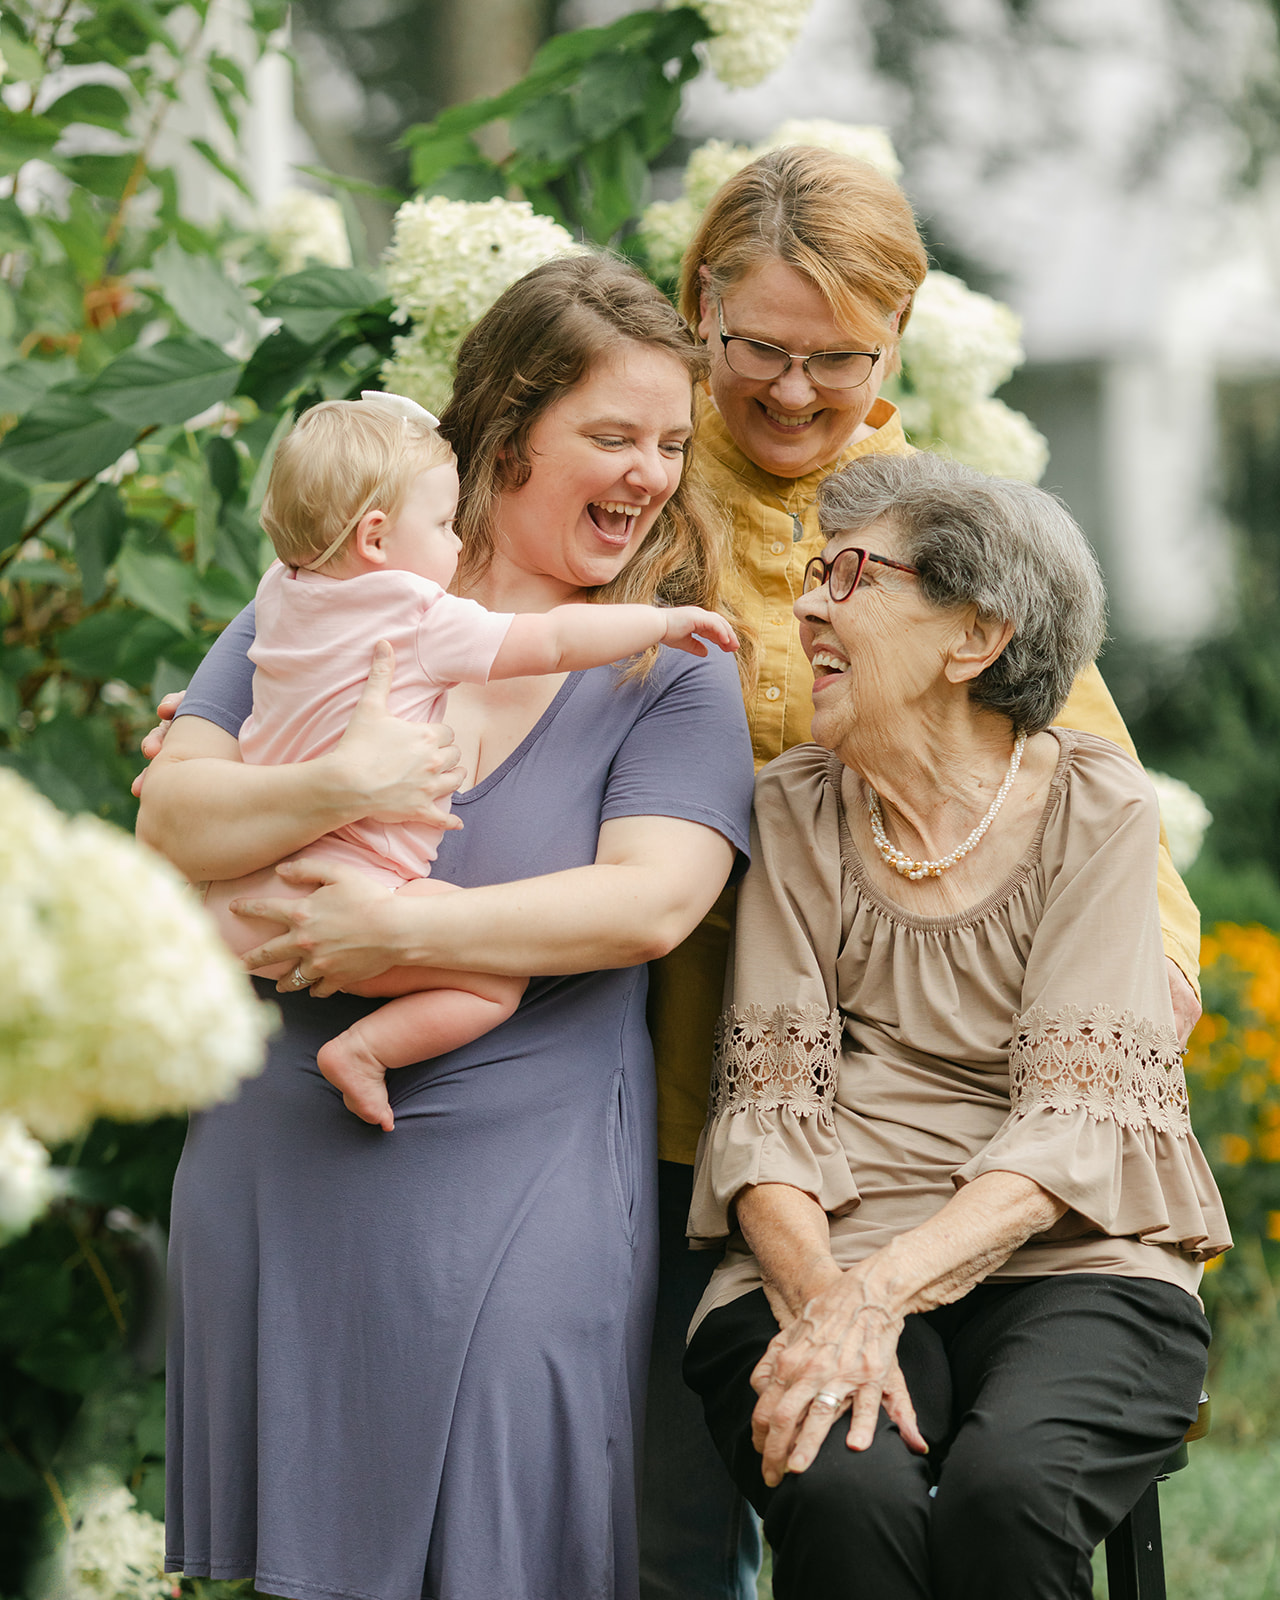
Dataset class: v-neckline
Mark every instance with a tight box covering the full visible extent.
[452,673,584,806]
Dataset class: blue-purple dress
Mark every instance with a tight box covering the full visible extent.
[163,608,753,1600]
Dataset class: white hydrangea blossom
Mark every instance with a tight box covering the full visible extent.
[266,189,353,275]
[683,139,754,209]
[681,0,814,89]
[379,329,459,419]
[43,1474,176,1600]
[380,196,584,414]
[759,120,902,181]
[1146,771,1213,874]
[897,272,1047,481]
[900,271,1025,408]
[0,47,9,81]
[634,197,703,283]
[0,772,273,1144]
[916,399,1049,485]
[0,1114,58,1239]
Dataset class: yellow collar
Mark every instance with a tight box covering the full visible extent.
[695,388,907,510]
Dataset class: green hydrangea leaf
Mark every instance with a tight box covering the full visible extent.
[114,542,197,635]
[70,484,127,604]
[256,266,381,344]
[150,238,258,347]
[42,83,133,131]
[86,337,241,427]
[0,393,136,482]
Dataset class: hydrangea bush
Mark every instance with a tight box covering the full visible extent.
[0,1112,58,1241]
[1147,770,1215,875]
[40,1474,176,1600]
[381,198,583,413]
[265,191,355,277]
[680,0,815,89]
[0,772,273,1148]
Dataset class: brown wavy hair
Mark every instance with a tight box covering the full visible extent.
[439,254,753,680]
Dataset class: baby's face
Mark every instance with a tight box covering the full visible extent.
[380,464,462,587]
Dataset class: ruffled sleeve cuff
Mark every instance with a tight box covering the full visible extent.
[955,1004,1231,1260]
[687,1002,860,1240]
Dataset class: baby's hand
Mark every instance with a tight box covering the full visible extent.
[661,607,740,658]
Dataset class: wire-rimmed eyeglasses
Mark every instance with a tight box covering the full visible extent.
[802,548,919,602]
[717,303,882,390]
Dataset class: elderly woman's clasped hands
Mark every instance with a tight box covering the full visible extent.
[744,1167,1066,1485]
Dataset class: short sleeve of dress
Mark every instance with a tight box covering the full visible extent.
[415,590,515,687]
[174,603,256,736]
[600,649,754,855]
[956,734,1230,1260]
[689,747,859,1240]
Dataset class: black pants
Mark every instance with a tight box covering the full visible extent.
[684,1275,1210,1600]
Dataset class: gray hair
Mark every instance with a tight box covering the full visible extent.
[816,452,1106,734]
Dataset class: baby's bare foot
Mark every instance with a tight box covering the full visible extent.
[317,1031,395,1131]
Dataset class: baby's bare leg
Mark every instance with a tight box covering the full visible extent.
[317,878,526,1131]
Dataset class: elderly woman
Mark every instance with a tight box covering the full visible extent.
[681,450,1230,1600]
[640,144,1204,1600]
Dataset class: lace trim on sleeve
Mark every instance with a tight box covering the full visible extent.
[709,1003,841,1120]
[1010,1004,1190,1134]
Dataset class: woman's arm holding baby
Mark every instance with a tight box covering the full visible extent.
[234,814,736,993]
[137,641,463,882]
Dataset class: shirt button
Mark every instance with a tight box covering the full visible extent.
[764,686,781,701]
[770,540,785,554]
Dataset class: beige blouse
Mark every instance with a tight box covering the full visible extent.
[688,729,1231,1337]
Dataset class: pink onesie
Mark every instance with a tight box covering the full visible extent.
[205,561,515,957]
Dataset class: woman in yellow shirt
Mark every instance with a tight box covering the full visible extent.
[639,143,1201,1600]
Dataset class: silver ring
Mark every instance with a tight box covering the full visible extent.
[811,1390,843,1411]
[289,964,310,990]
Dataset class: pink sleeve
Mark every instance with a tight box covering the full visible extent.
[415,592,516,686]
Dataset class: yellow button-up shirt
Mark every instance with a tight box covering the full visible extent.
[649,392,1200,1166]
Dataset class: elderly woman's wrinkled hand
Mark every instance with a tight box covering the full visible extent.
[748,1261,928,1488]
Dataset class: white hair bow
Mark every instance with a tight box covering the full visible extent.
[361,389,440,427]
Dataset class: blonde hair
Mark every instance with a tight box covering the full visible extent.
[261,399,455,570]
[678,146,929,356]
[440,254,754,682]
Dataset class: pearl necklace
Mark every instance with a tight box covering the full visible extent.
[866,732,1028,881]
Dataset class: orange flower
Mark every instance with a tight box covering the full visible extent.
[83,277,136,331]
[1219,1133,1252,1166]
[1267,1212,1280,1243]
[1257,1130,1280,1162]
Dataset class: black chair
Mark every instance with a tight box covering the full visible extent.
[1102,1392,1210,1600]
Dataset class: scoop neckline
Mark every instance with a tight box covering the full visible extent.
[451,673,583,805]
[831,727,1076,932]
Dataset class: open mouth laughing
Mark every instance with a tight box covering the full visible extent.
[587,500,643,543]
[761,404,818,430]
[810,649,848,688]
